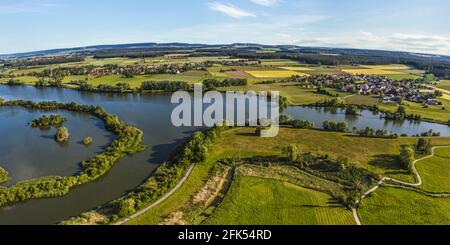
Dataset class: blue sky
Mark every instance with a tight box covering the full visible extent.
[1,0,450,55]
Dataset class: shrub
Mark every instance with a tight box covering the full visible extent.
[83,137,93,146]
[55,127,70,142]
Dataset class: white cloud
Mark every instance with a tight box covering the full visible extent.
[207,2,255,19]
[249,0,280,7]
[290,31,450,56]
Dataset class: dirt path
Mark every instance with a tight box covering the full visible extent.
[352,146,450,225]
[114,164,195,225]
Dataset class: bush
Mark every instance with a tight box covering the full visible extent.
[399,145,415,172]
[55,127,70,142]
[323,120,348,132]
[0,166,9,184]
[30,114,67,129]
[83,137,93,146]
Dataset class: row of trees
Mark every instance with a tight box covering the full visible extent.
[0,100,146,208]
[323,120,348,132]
[279,115,315,129]
[203,78,248,90]
[140,81,191,92]
[30,114,67,130]
[356,127,398,139]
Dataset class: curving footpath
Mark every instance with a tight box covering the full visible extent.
[352,146,450,225]
[115,164,195,225]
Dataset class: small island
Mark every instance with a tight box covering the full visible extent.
[83,137,93,146]
[30,114,67,130]
[0,166,9,184]
[55,127,70,143]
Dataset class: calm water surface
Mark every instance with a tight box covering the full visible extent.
[0,85,199,225]
[0,85,448,224]
[285,106,450,136]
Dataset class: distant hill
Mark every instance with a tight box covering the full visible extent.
[1,42,449,62]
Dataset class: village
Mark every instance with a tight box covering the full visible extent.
[313,74,443,106]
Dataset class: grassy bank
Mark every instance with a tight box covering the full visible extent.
[205,176,354,225]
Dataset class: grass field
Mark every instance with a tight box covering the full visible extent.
[245,70,309,78]
[416,147,450,193]
[437,80,450,91]
[359,187,450,224]
[344,95,380,106]
[125,127,450,224]
[205,176,354,225]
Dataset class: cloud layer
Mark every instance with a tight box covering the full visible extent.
[207,2,255,19]
[249,0,280,7]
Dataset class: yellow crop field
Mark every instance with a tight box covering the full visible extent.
[435,88,450,101]
[281,67,313,71]
[361,65,411,70]
[342,69,403,75]
[246,70,309,78]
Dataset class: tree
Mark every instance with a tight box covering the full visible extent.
[399,145,415,172]
[117,198,136,217]
[283,144,300,162]
[55,127,70,142]
[416,138,432,155]
[83,137,93,146]
[397,106,406,117]
[345,105,359,115]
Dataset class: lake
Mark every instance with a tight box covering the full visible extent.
[0,85,448,224]
[284,106,450,136]
[0,85,200,225]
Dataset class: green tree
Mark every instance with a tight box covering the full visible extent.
[399,145,415,172]
[416,138,432,154]
[283,144,300,162]
[83,137,93,146]
[55,127,70,142]
[345,105,359,115]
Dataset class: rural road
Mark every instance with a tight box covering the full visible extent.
[352,146,449,225]
[115,164,195,225]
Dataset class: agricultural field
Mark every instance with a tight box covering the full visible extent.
[437,80,450,91]
[341,64,423,80]
[245,70,309,78]
[416,147,450,193]
[205,176,354,225]
[359,187,450,225]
